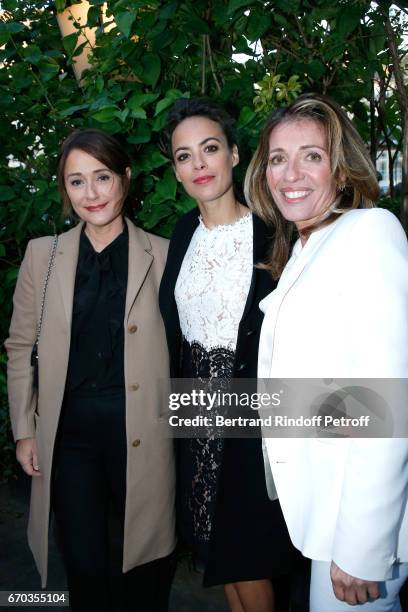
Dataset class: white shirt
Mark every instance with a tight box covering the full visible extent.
[175,213,253,351]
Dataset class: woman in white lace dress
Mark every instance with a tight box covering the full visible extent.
[159,99,307,612]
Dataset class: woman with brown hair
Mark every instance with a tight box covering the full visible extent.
[6,129,175,611]
[245,93,408,611]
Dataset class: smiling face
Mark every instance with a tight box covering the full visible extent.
[64,149,129,230]
[266,118,337,233]
[171,116,239,206]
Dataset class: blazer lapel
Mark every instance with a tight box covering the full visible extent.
[275,221,338,295]
[169,210,200,294]
[125,218,153,322]
[54,222,82,325]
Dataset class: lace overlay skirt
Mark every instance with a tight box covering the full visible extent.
[177,338,234,562]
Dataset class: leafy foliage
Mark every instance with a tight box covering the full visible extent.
[0,0,406,479]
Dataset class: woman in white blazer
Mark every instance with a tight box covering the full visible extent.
[245,94,408,611]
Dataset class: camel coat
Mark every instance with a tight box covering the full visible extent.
[5,218,176,587]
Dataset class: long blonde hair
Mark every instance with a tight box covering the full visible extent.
[244,93,379,279]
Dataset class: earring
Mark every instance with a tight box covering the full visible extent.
[338,183,346,192]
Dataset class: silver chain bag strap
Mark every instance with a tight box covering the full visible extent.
[30,234,58,389]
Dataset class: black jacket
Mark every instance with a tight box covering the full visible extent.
[159,208,305,587]
[159,207,277,378]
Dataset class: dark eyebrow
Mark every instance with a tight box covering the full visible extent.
[66,168,109,178]
[174,136,222,155]
[269,145,327,153]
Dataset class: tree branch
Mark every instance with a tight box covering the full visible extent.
[201,34,206,95]
[206,35,221,94]
[294,15,312,49]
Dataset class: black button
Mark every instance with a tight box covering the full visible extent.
[97,352,103,359]
[91,383,97,389]
[237,362,247,371]
[246,329,255,336]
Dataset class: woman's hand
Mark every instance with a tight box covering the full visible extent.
[330,560,380,604]
[16,438,41,477]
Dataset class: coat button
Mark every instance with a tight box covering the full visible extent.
[130,383,140,391]
[237,362,247,371]
[128,325,138,333]
[246,329,255,336]
[132,439,141,447]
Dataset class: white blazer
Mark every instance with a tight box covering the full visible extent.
[258,208,408,581]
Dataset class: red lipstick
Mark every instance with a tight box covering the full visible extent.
[86,203,107,212]
[193,175,215,185]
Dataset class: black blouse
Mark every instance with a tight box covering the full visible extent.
[65,226,128,393]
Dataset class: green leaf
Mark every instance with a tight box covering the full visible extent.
[115,11,136,37]
[62,32,80,55]
[6,267,19,283]
[246,11,271,41]
[151,29,175,51]
[155,168,177,201]
[114,108,129,122]
[145,19,167,40]
[154,97,175,116]
[186,17,210,34]
[22,45,42,65]
[238,106,256,127]
[140,53,161,87]
[129,106,147,119]
[306,59,325,81]
[273,13,289,28]
[337,6,363,38]
[5,21,25,34]
[154,90,185,116]
[0,21,24,45]
[140,201,173,229]
[127,92,159,111]
[55,0,66,11]
[72,41,88,58]
[141,149,169,171]
[228,0,255,14]
[2,0,18,10]
[91,106,118,123]
[32,180,48,195]
[171,33,190,55]
[9,64,33,90]
[59,103,89,118]
[0,24,11,46]
[0,243,5,257]
[38,59,60,82]
[159,1,178,19]
[96,75,104,93]
[0,186,16,201]
[87,5,101,25]
[175,195,196,215]
[128,121,151,144]
[152,113,168,132]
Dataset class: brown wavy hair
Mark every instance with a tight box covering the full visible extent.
[244,93,379,279]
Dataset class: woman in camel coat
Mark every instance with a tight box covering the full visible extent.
[5,129,175,611]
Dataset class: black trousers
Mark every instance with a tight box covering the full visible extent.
[52,391,175,612]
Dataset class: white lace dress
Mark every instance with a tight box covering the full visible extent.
[175,213,253,557]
